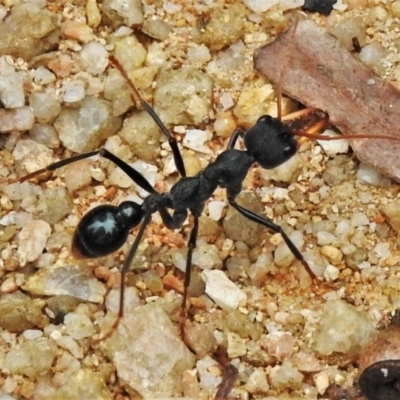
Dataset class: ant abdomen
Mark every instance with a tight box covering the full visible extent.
[72,201,144,259]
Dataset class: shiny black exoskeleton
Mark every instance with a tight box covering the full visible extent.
[71,115,298,274]
[64,112,305,313]
[16,59,309,322]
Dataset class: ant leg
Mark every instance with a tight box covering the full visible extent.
[109,56,186,178]
[226,128,245,150]
[7,150,100,183]
[7,148,156,195]
[95,213,152,342]
[140,101,186,178]
[227,197,317,281]
[95,205,190,342]
[179,214,199,331]
[100,149,156,194]
[157,207,199,328]
[136,205,198,332]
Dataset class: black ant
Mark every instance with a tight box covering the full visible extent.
[6,56,400,340]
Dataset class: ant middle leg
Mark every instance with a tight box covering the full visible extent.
[227,194,318,281]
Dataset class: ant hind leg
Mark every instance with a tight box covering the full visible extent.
[179,213,200,335]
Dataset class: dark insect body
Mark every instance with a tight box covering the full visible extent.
[8,56,400,339]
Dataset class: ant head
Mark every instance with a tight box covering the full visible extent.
[244,115,298,169]
[72,202,143,259]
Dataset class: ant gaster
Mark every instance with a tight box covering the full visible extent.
[9,56,400,339]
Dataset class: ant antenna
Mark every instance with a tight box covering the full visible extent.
[8,20,400,349]
[276,15,299,121]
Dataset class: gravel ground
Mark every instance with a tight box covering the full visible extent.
[1,0,400,399]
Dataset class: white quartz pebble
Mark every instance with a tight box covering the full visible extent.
[202,269,247,310]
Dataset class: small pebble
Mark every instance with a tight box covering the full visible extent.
[33,67,56,85]
[22,330,43,340]
[373,242,391,260]
[311,299,376,355]
[1,277,17,293]
[208,201,226,221]
[64,307,96,340]
[0,107,35,132]
[320,245,343,265]
[270,360,304,389]
[79,41,109,75]
[244,368,270,394]
[61,80,86,103]
[101,302,194,398]
[202,269,247,310]
[62,20,94,43]
[154,68,213,126]
[192,244,222,270]
[313,371,330,395]
[316,231,336,246]
[0,63,24,108]
[22,264,106,303]
[263,331,294,360]
[29,92,61,124]
[36,187,73,225]
[0,291,48,333]
[17,220,51,266]
[102,0,144,27]
[30,124,60,148]
[244,0,304,12]
[197,356,222,391]
[52,334,83,359]
[323,264,340,281]
[54,96,122,153]
[357,162,390,187]
[351,213,369,227]
[317,131,349,156]
[184,322,217,358]
[291,351,322,372]
[87,0,102,27]
[359,41,386,67]
[183,129,212,154]
[4,338,57,378]
[128,160,157,197]
[64,160,92,193]
[227,332,247,358]
[274,231,304,268]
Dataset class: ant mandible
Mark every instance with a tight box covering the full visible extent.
[8,56,400,339]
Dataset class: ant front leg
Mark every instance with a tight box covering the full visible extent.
[109,56,187,178]
[226,128,245,150]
